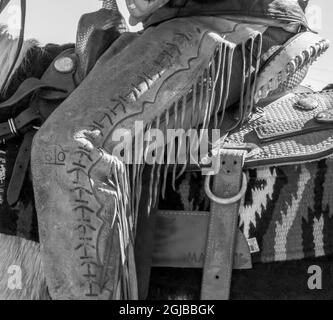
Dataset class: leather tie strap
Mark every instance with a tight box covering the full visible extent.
[201,149,247,300]
[7,130,35,206]
[0,107,40,141]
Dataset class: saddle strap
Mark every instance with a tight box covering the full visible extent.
[6,130,35,206]
[201,149,246,300]
[0,107,40,141]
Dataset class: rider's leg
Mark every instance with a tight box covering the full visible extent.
[31,15,326,299]
[31,17,254,300]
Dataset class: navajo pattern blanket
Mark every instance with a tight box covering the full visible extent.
[159,159,333,264]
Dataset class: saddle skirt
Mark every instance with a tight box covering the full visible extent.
[228,90,333,167]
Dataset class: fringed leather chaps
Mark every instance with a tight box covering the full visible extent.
[30,16,293,300]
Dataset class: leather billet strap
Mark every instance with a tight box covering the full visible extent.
[6,130,35,206]
[201,149,247,300]
[0,107,40,141]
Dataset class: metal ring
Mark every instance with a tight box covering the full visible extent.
[8,118,17,136]
[205,172,248,205]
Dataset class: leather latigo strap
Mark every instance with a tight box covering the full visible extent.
[226,90,333,168]
[6,131,35,206]
[0,107,40,141]
[201,149,247,300]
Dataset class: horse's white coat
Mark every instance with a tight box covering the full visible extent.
[0,234,48,300]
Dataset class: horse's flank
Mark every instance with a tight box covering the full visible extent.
[0,234,48,300]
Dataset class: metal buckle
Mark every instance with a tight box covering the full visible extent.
[204,172,247,205]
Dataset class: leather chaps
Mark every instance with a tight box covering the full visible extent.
[31,16,266,300]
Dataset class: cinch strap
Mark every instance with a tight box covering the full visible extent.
[201,149,247,300]
[0,107,40,141]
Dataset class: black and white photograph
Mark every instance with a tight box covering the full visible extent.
[0,0,333,305]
